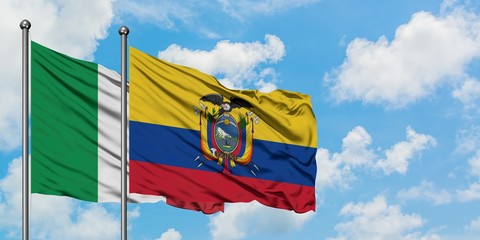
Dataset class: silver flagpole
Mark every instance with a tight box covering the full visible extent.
[119,26,129,240]
[20,19,31,240]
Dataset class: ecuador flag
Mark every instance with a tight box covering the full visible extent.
[129,47,317,214]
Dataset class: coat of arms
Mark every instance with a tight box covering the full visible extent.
[193,93,260,175]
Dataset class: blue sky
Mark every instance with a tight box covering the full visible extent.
[1,0,480,239]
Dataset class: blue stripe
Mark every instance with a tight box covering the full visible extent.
[130,121,316,186]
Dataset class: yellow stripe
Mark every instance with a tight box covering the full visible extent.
[129,47,317,148]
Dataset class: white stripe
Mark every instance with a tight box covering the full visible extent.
[97,64,164,203]
[97,64,122,202]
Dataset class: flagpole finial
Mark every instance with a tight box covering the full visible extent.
[20,19,31,30]
[119,26,129,36]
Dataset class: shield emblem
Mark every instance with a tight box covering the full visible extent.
[214,114,239,153]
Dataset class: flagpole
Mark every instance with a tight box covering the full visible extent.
[119,25,129,240]
[20,19,31,240]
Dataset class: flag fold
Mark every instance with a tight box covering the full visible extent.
[129,47,317,213]
[31,41,161,203]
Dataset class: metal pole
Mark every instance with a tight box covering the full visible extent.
[119,25,129,240]
[20,19,31,240]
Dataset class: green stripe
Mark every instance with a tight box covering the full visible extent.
[31,41,98,201]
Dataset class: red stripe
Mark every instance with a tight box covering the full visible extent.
[130,160,316,213]
[165,198,224,214]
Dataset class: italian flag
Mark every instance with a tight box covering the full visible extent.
[31,41,160,203]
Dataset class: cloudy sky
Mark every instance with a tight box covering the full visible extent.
[1,0,480,239]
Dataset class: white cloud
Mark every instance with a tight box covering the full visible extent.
[218,0,319,21]
[452,78,480,111]
[465,217,480,233]
[158,34,285,91]
[456,147,480,202]
[4,0,115,60]
[403,232,442,240]
[440,0,459,13]
[0,157,23,230]
[396,180,452,205]
[0,90,21,152]
[457,182,480,202]
[315,148,353,190]
[0,157,119,239]
[116,0,319,30]
[155,228,182,240]
[468,150,480,178]
[326,8,480,108]
[115,0,194,29]
[254,68,279,93]
[328,196,430,240]
[455,125,480,154]
[128,206,141,219]
[38,202,119,240]
[315,126,375,190]
[340,126,376,167]
[209,201,314,240]
[316,126,436,190]
[375,127,436,175]
[0,0,115,152]
[255,79,278,93]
